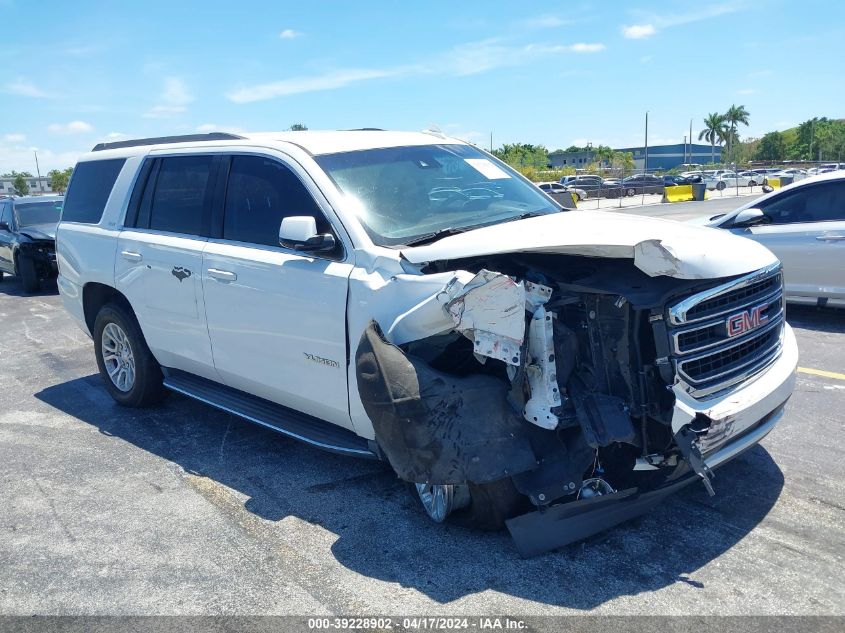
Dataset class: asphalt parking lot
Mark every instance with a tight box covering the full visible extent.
[1,266,843,615]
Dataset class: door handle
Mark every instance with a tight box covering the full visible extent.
[816,235,845,241]
[121,250,142,262]
[207,268,237,282]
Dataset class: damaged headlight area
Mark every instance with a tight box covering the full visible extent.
[356,254,789,556]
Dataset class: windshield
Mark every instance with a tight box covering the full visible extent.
[14,200,63,227]
[314,144,559,246]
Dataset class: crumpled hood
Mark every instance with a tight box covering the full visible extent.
[401,211,778,279]
[19,223,57,241]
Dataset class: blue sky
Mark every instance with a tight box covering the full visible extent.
[1,0,843,173]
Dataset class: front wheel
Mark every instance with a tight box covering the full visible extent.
[93,303,166,407]
[626,187,636,197]
[18,256,40,293]
[413,478,526,530]
[716,181,726,190]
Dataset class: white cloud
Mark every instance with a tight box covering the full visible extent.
[227,68,397,102]
[144,77,194,118]
[227,37,604,103]
[3,133,25,143]
[622,4,740,39]
[0,139,84,174]
[737,88,756,95]
[640,55,653,64]
[521,15,571,29]
[143,105,187,119]
[4,79,53,98]
[279,29,302,39]
[48,120,94,135]
[622,24,656,39]
[569,42,605,53]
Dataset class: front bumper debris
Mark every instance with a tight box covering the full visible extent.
[506,403,787,557]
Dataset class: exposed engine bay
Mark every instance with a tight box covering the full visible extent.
[357,254,734,509]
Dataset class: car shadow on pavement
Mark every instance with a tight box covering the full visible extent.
[786,304,845,334]
[36,374,784,609]
[0,275,58,297]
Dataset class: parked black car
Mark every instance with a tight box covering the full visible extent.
[621,174,665,196]
[663,174,703,186]
[0,195,63,293]
[559,175,624,198]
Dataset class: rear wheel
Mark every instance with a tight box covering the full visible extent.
[18,256,40,293]
[93,302,166,407]
[716,181,726,191]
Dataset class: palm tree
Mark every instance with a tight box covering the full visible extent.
[699,113,727,164]
[723,104,750,162]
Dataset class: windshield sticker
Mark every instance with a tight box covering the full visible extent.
[464,159,511,180]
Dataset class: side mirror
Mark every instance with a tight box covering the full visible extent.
[279,216,336,253]
[733,208,767,228]
[0,221,9,231]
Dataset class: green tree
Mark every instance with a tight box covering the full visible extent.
[593,145,614,170]
[611,151,635,175]
[493,143,550,169]
[723,104,750,162]
[48,167,73,193]
[12,173,30,195]
[698,113,728,164]
[1,170,33,178]
[755,131,786,162]
[289,123,308,131]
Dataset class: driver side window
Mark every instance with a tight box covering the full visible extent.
[759,182,845,225]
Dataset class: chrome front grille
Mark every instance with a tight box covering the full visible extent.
[667,263,785,398]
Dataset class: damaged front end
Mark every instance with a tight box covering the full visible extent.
[355,255,794,557]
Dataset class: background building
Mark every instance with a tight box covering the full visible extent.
[549,143,718,171]
[0,176,54,196]
[615,143,717,171]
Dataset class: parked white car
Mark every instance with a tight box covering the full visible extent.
[704,171,753,190]
[56,130,798,556]
[707,171,845,307]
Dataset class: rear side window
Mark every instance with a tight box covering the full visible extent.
[222,155,327,247]
[147,156,214,236]
[61,159,126,224]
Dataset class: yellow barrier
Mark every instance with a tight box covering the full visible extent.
[767,177,781,189]
[571,192,578,206]
[662,184,694,203]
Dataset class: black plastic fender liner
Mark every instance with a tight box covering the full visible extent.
[355,321,539,485]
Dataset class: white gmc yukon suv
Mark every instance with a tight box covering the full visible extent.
[57,131,798,556]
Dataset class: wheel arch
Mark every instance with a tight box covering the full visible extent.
[82,282,134,336]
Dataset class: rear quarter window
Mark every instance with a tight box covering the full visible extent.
[62,159,126,224]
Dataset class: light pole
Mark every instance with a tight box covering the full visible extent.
[34,150,43,194]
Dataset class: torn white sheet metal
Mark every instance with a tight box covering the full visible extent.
[400,212,778,280]
[523,305,561,429]
[443,269,526,366]
[385,270,475,345]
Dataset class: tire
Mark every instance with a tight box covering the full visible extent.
[18,256,40,293]
[93,302,166,407]
[626,187,636,197]
[457,479,527,531]
[716,181,726,191]
[411,477,527,531]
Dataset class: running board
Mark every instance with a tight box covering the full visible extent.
[162,370,378,459]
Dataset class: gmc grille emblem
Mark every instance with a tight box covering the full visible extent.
[726,304,769,337]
